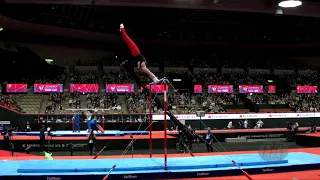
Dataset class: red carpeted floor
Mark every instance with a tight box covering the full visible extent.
[0,150,39,157]
[1,147,320,160]
[297,132,320,137]
[0,134,175,141]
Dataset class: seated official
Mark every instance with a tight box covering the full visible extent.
[254,119,264,129]
[25,125,31,132]
[227,121,233,129]
[308,124,317,133]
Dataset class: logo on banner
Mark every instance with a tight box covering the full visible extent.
[177,115,196,119]
[210,114,228,119]
[47,177,61,180]
[241,114,258,118]
[39,86,44,91]
[296,113,313,117]
[111,86,116,92]
[197,172,210,176]
[262,168,274,172]
[123,175,138,179]
[268,114,287,118]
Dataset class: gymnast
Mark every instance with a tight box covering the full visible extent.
[73,112,80,133]
[86,111,105,133]
[87,116,98,133]
[120,23,160,83]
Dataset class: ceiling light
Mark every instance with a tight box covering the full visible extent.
[278,0,302,8]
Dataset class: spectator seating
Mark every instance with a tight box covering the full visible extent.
[12,94,42,113]
[44,93,63,113]
[0,95,22,112]
[1,54,319,114]
[201,94,241,113]
[87,93,122,113]
[70,67,98,84]
[104,70,131,84]
[168,93,200,113]
[288,94,320,112]
[126,92,147,113]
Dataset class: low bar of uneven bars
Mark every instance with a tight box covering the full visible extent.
[65,109,111,111]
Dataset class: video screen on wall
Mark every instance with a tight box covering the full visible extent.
[268,85,276,93]
[194,85,202,93]
[6,84,28,93]
[143,84,169,93]
[34,84,63,93]
[208,85,233,93]
[106,84,134,93]
[70,84,99,93]
[239,85,263,93]
[296,86,318,93]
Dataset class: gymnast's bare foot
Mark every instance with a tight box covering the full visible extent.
[120,23,124,32]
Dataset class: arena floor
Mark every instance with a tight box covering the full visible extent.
[23,138,302,156]
[0,134,316,180]
[1,148,320,180]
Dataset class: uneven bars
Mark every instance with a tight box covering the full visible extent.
[164,84,168,170]
[149,83,153,158]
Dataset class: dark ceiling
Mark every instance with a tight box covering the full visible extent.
[1,4,320,36]
[4,0,320,18]
[1,1,320,45]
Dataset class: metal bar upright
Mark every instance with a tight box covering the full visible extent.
[102,115,105,130]
[72,116,74,132]
[149,83,153,158]
[163,84,168,170]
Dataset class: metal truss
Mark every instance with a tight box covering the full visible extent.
[26,5,111,32]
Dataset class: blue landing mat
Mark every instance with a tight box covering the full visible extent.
[8,130,149,137]
[1,152,320,180]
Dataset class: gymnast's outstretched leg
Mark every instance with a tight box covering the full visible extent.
[120,23,160,83]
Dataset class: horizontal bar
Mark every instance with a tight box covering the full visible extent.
[65,109,111,111]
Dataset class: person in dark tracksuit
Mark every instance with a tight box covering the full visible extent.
[74,113,81,132]
[3,128,14,156]
[205,127,214,152]
[39,125,45,152]
[3,128,10,149]
[88,129,96,156]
